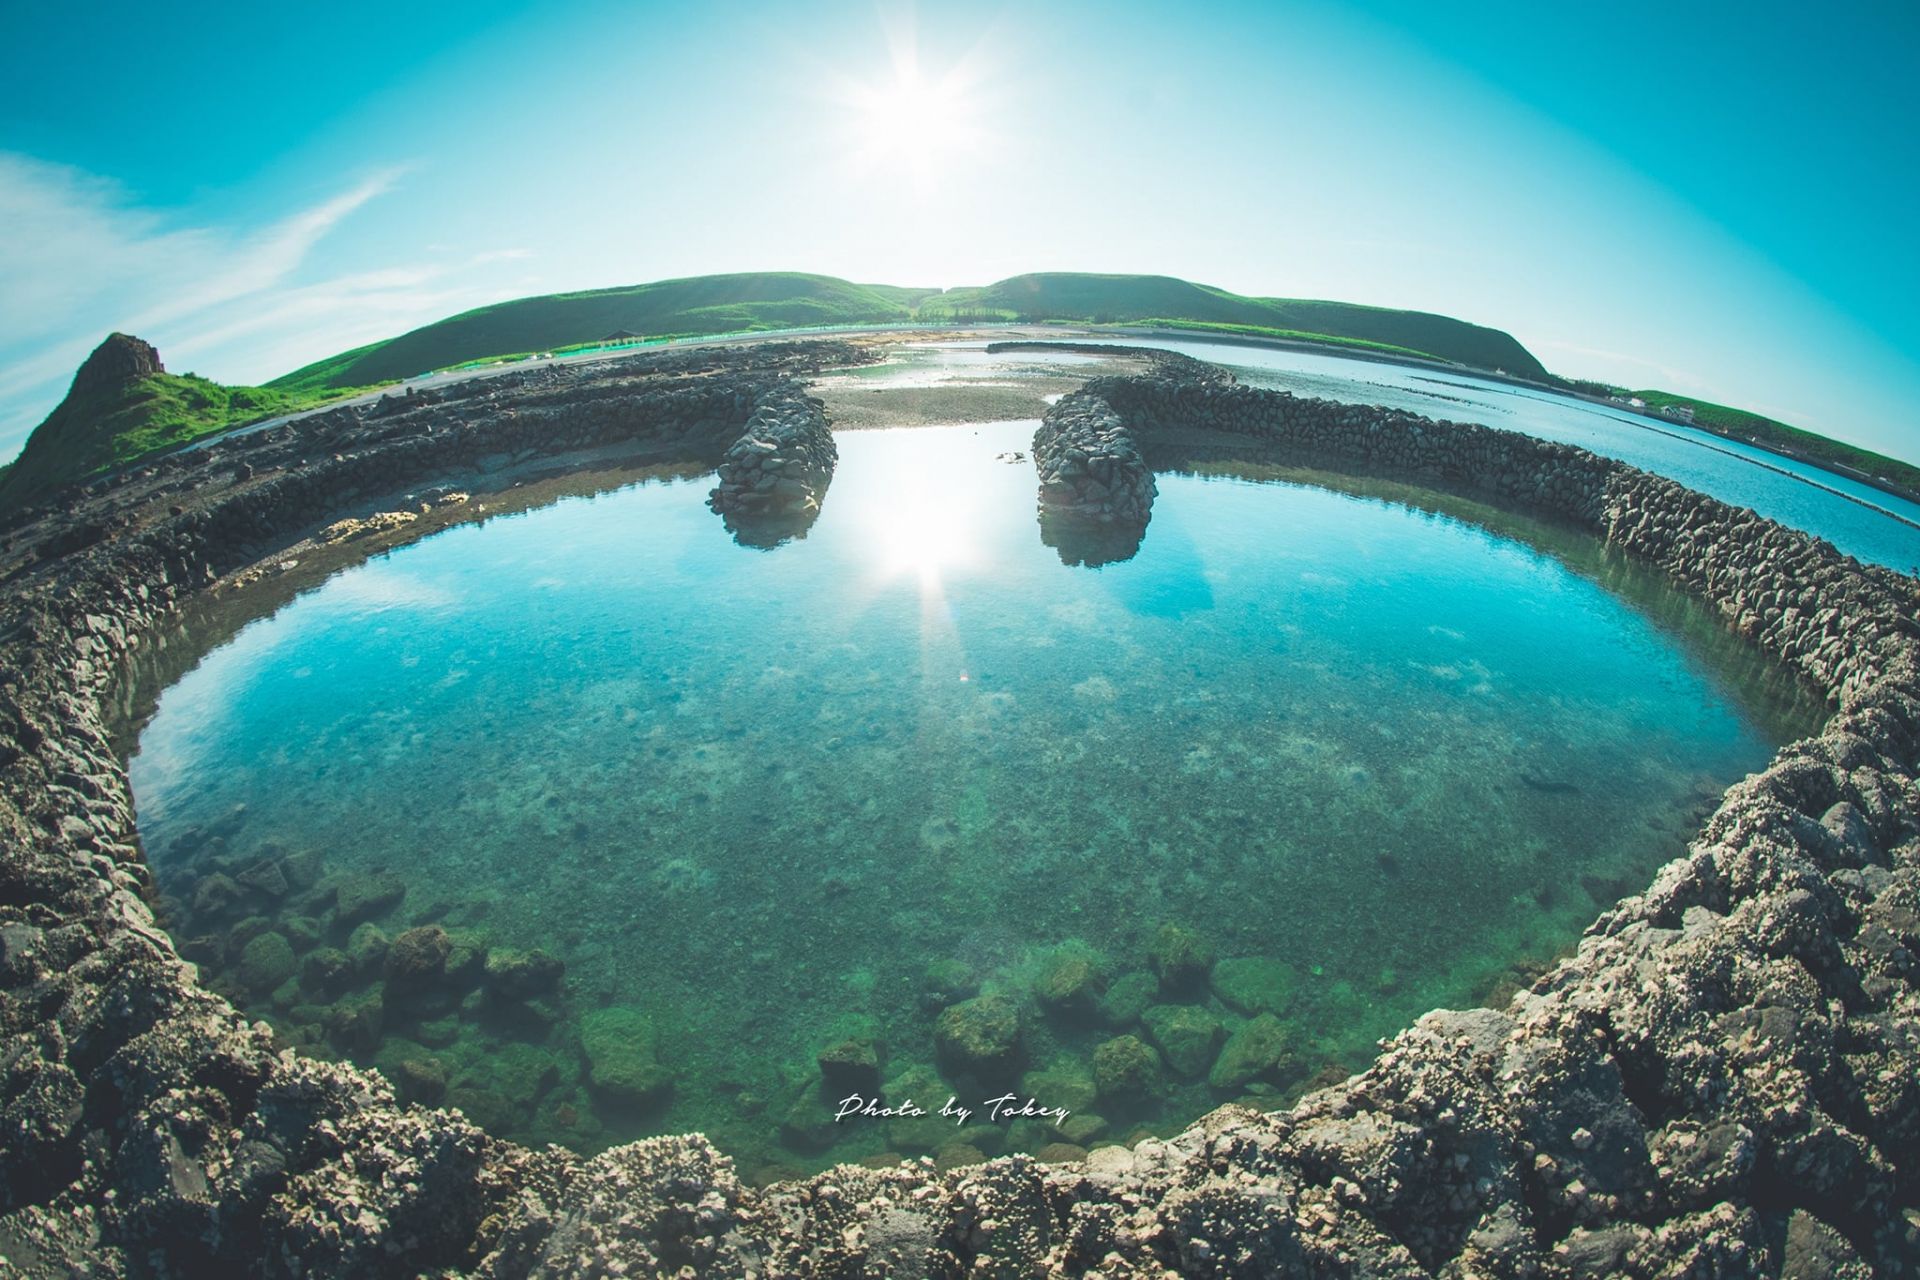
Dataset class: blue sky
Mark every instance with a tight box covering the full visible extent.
[2,0,1916,464]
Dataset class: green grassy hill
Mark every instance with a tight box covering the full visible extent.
[268,270,1547,395]
[0,334,340,512]
[11,274,1912,515]
[1627,389,1920,495]
[269,272,937,394]
[917,273,1550,378]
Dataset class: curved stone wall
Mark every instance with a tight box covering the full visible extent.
[1,345,1916,1276]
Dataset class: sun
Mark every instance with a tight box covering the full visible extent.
[858,65,963,167]
[839,49,988,186]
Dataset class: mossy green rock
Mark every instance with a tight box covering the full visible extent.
[1092,1035,1162,1101]
[485,947,565,1000]
[333,870,406,925]
[934,995,1023,1080]
[1148,923,1215,994]
[1019,1061,1098,1116]
[1210,956,1298,1017]
[918,958,979,1011]
[237,931,296,993]
[579,1007,670,1107]
[346,923,389,976]
[384,925,451,990]
[490,1041,563,1110]
[1033,946,1104,1015]
[1209,1013,1295,1091]
[1141,1004,1223,1078]
[817,1037,882,1093]
[1096,970,1158,1029]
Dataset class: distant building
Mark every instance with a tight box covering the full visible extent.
[1659,404,1697,424]
[1626,397,1647,410]
[601,330,641,342]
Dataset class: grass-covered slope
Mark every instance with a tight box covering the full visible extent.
[918,273,1550,378]
[269,272,936,394]
[1628,389,1920,495]
[0,334,333,512]
[268,270,1549,395]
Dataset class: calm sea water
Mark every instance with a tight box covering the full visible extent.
[1066,337,1920,573]
[131,418,1820,1171]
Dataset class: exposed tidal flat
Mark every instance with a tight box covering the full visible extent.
[129,413,1820,1175]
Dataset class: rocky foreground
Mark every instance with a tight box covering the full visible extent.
[1,340,1917,1276]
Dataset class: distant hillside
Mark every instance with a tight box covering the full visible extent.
[268,270,1547,395]
[1626,389,1920,497]
[269,272,938,394]
[0,335,328,511]
[918,273,1549,378]
[16,274,1908,516]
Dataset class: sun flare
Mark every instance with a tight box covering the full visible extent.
[840,49,987,184]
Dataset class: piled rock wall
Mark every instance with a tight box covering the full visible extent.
[707,385,838,522]
[1,350,1917,1276]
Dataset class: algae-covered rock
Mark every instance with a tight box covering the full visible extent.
[918,958,979,1012]
[1209,1012,1295,1091]
[346,923,389,976]
[934,994,1024,1082]
[333,870,406,925]
[817,1037,882,1094]
[1210,956,1298,1017]
[323,990,384,1053]
[488,1041,563,1112]
[1097,970,1158,1028]
[1142,1003,1223,1078]
[372,1037,447,1105]
[1059,1112,1108,1145]
[236,931,296,993]
[1148,923,1215,994]
[384,925,451,992]
[1033,945,1105,1016]
[1092,1035,1162,1101]
[579,1006,670,1107]
[485,947,565,1000]
[778,1086,840,1154]
[1019,1060,1099,1116]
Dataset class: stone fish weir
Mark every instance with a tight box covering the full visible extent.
[706,384,838,548]
[0,338,1917,1276]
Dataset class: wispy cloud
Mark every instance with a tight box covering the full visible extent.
[0,154,525,461]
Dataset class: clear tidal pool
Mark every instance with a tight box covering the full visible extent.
[129,418,1824,1177]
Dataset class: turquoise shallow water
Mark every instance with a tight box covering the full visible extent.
[131,419,1820,1174]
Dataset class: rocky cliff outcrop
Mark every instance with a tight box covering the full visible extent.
[70,332,165,393]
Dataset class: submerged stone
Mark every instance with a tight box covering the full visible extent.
[236,931,296,993]
[918,958,979,1012]
[346,923,389,977]
[579,1006,670,1107]
[485,947,565,1000]
[1033,946,1105,1016]
[1141,1004,1223,1079]
[1092,1035,1162,1102]
[333,870,406,925]
[817,1037,882,1094]
[1097,970,1158,1029]
[1210,956,1299,1017]
[1209,1013,1295,1091]
[934,995,1024,1083]
[1019,1060,1099,1117]
[1149,923,1215,995]
[384,925,452,991]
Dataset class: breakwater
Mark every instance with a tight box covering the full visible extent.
[0,343,1916,1275]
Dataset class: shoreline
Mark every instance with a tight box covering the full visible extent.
[2,338,1916,1274]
